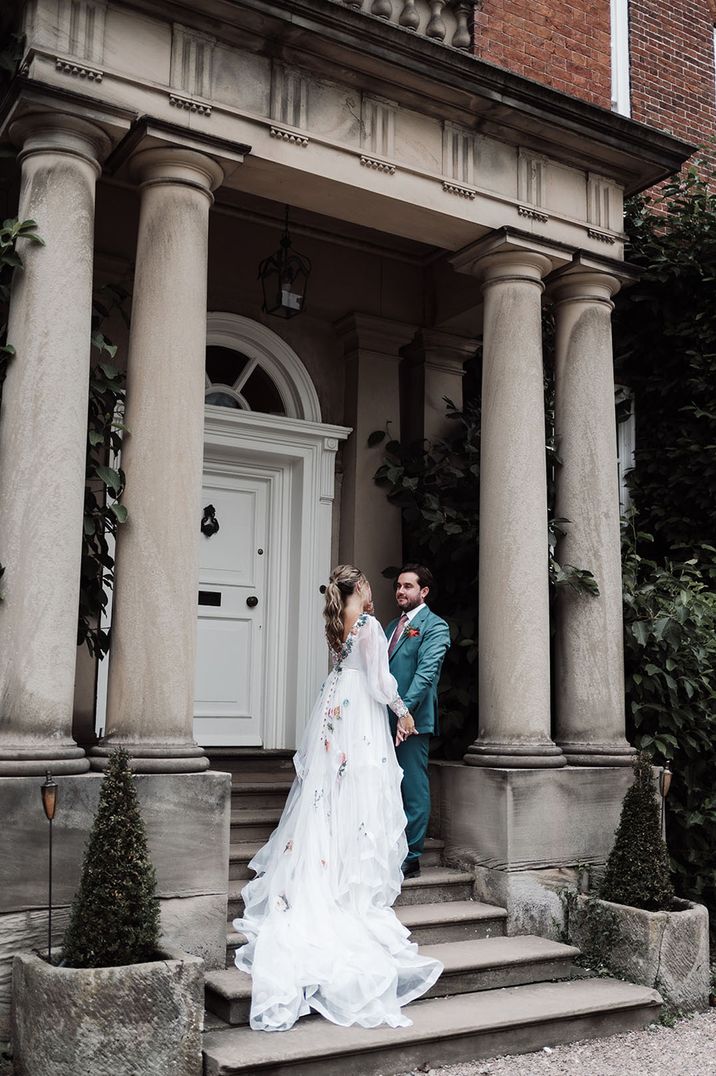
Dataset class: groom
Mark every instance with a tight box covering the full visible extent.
[386,565,451,879]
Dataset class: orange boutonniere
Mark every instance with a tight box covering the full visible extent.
[405,627,421,638]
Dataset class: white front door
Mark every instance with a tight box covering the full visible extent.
[193,468,268,746]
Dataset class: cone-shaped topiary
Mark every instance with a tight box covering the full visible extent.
[62,748,160,967]
[600,751,674,911]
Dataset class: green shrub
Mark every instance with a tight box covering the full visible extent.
[614,167,716,575]
[371,397,478,756]
[600,751,674,911]
[371,356,596,758]
[622,526,716,931]
[62,748,160,968]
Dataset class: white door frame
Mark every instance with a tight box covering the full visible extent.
[203,406,350,748]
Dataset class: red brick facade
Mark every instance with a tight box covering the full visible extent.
[474,0,612,110]
[475,1,716,170]
[629,0,716,156]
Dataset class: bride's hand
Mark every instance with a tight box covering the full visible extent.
[395,713,416,745]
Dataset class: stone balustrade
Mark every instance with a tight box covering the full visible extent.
[340,0,475,51]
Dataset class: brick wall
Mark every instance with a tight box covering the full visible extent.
[629,0,716,160]
[474,0,612,109]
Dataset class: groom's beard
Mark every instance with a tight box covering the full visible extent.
[397,596,422,612]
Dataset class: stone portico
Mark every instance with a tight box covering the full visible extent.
[0,0,691,1042]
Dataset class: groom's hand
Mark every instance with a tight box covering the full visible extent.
[395,713,417,745]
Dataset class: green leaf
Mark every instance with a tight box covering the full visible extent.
[110,502,128,523]
[94,465,122,494]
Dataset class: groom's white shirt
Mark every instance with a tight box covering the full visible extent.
[388,601,425,650]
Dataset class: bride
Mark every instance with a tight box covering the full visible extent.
[233,564,443,1032]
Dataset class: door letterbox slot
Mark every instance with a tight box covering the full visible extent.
[198,590,221,607]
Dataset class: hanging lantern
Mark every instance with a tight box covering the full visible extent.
[258,207,311,319]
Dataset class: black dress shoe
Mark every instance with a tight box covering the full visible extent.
[402,860,421,879]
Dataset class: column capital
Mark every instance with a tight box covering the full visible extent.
[402,328,478,373]
[334,313,416,359]
[128,145,224,200]
[9,111,111,175]
[548,268,622,308]
[450,227,569,281]
[472,249,554,289]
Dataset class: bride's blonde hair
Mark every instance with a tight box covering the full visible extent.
[323,564,368,654]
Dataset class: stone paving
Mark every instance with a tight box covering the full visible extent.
[396,1008,716,1076]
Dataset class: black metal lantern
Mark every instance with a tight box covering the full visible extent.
[258,207,311,319]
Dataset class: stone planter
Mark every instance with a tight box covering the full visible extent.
[571,895,710,1013]
[11,946,204,1076]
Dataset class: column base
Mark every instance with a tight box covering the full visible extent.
[464,739,566,768]
[0,740,89,776]
[89,741,209,773]
[557,740,636,767]
[429,760,636,936]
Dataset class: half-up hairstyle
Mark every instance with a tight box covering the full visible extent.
[323,564,367,655]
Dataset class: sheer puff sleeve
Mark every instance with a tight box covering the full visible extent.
[358,616,409,719]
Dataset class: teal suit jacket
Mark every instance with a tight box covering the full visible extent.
[385,605,451,735]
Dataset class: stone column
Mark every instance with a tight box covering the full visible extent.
[91,147,223,772]
[400,329,476,444]
[335,314,415,621]
[550,270,634,765]
[0,113,109,775]
[455,249,564,767]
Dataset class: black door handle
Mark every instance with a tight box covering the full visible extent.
[246,596,259,608]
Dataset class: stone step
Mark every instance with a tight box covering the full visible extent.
[226,866,473,920]
[228,837,446,881]
[207,749,295,778]
[228,842,263,882]
[207,935,579,1027]
[397,899,507,944]
[230,808,282,841]
[202,977,662,1075]
[231,780,294,809]
[224,899,506,968]
[394,866,474,907]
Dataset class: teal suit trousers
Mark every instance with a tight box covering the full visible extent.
[385,606,451,866]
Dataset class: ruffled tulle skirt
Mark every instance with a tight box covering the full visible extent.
[233,666,443,1032]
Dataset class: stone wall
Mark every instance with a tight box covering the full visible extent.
[0,771,230,1040]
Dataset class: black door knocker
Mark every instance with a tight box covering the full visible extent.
[201,504,220,537]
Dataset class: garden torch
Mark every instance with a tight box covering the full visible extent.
[658,762,672,843]
[41,771,58,964]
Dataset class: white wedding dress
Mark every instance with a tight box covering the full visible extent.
[233,612,443,1032]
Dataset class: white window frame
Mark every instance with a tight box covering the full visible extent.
[611,0,632,116]
[615,384,635,513]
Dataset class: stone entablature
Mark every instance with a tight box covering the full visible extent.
[18,0,629,255]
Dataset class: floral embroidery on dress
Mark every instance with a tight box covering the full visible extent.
[331,612,369,673]
[313,787,324,808]
[274,894,289,911]
[284,839,293,853]
[337,753,347,779]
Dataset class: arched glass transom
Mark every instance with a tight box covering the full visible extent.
[205,345,286,416]
[205,313,322,423]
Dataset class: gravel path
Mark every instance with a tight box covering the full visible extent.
[397,1009,716,1076]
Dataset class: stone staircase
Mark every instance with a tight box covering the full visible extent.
[204,751,661,1076]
